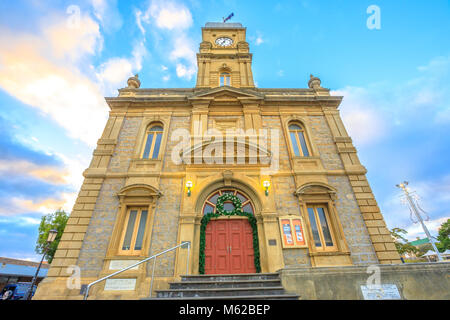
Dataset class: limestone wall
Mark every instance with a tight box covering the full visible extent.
[280,262,450,300]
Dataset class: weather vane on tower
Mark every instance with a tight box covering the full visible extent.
[223,12,234,23]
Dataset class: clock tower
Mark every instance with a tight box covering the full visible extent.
[196,22,255,88]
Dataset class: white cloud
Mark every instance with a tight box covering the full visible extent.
[136,1,196,81]
[91,0,123,33]
[333,55,450,147]
[44,13,103,63]
[404,217,449,241]
[0,13,108,146]
[256,36,264,45]
[97,58,133,87]
[176,63,196,80]
[333,87,387,146]
[149,0,193,30]
[0,159,70,185]
[96,40,148,94]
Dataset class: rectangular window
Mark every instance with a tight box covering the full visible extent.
[298,131,310,157]
[290,132,301,156]
[120,208,149,255]
[152,133,163,159]
[142,133,154,159]
[307,208,322,247]
[306,205,336,251]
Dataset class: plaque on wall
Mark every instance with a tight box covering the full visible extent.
[104,278,137,291]
[109,260,140,270]
[360,284,402,300]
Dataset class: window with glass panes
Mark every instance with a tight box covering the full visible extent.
[203,189,255,215]
[220,73,231,86]
[142,124,163,159]
[288,123,310,157]
[119,207,149,255]
[306,205,336,251]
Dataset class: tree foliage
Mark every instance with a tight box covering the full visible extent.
[35,209,68,263]
[390,228,418,256]
[436,219,450,253]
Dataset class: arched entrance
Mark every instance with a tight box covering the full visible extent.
[199,189,260,274]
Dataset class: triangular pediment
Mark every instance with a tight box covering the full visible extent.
[191,87,262,100]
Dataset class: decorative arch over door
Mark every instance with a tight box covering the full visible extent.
[199,188,261,274]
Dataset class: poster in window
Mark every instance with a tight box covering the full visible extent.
[292,219,306,246]
[279,216,308,248]
[281,219,294,246]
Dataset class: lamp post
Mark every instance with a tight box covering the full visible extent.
[396,181,443,262]
[24,229,58,300]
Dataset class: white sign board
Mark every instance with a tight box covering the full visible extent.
[109,260,140,270]
[360,284,402,300]
[104,278,136,291]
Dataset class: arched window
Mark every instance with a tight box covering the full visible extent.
[202,189,254,215]
[142,124,163,159]
[220,72,231,86]
[288,123,310,157]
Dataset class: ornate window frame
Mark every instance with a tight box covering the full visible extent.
[286,119,314,158]
[106,184,161,258]
[295,183,351,263]
[140,123,164,159]
[131,117,171,173]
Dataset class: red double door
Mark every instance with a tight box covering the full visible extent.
[204,219,256,274]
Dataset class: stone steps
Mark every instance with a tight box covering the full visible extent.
[146,273,299,300]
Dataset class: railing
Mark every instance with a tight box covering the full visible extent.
[83,241,190,300]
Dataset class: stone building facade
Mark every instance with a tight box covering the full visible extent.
[34,22,400,300]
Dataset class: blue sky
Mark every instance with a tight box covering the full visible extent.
[0,0,449,261]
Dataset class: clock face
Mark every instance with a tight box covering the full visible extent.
[215,37,233,47]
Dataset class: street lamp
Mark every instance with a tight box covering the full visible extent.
[24,229,58,300]
[186,181,193,197]
[263,180,270,196]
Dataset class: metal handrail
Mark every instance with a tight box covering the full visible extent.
[83,241,190,300]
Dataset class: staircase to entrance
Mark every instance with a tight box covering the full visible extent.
[147,272,299,300]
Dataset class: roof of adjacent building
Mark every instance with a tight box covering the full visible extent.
[0,257,49,278]
[410,238,430,246]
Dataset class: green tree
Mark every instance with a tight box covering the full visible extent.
[390,228,418,256]
[436,219,450,253]
[35,209,68,263]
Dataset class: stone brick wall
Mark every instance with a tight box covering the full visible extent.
[349,174,400,264]
[77,178,125,277]
[328,176,378,265]
[147,178,183,276]
[108,117,142,172]
[147,179,183,276]
[273,176,298,216]
[162,116,190,172]
[282,249,311,267]
[261,116,292,172]
[308,116,344,170]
